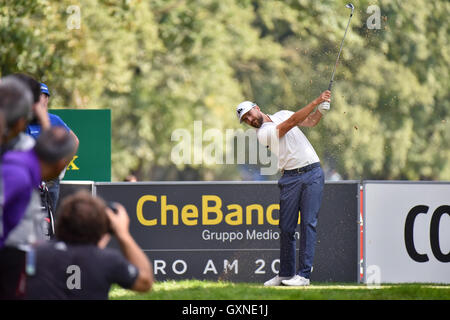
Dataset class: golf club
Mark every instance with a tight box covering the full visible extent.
[319,3,354,112]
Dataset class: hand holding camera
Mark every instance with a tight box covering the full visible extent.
[106,202,130,237]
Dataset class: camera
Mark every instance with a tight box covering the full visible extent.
[106,201,119,234]
[107,201,118,214]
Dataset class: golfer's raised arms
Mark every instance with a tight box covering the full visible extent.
[276,90,331,138]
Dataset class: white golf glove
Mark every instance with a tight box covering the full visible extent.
[318,101,330,114]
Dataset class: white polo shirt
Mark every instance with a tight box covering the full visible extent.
[257,110,320,171]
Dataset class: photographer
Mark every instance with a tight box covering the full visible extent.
[0,127,77,299]
[26,82,79,213]
[25,191,153,300]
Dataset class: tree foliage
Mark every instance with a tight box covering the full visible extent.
[1,0,449,180]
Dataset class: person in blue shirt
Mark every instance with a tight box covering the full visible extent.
[26,83,73,139]
[26,83,79,214]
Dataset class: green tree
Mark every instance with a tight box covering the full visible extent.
[1,0,448,181]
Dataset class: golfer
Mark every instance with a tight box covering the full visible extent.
[236,90,331,286]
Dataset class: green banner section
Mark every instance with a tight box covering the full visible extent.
[51,109,111,182]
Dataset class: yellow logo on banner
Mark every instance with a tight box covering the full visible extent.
[67,155,79,170]
[136,194,301,227]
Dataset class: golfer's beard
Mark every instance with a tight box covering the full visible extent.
[252,115,263,128]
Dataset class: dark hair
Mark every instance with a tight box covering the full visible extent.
[10,73,41,104]
[0,76,33,127]
[56,190,110,245]
[34,127,76,163]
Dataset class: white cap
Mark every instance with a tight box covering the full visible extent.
[236,101,256,123]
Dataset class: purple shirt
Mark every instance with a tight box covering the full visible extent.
[1,149,41,248]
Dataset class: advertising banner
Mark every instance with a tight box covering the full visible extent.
[50,109,111,182]
[96,181,359,283]
[57,181,95,214]
[363,181,450,284]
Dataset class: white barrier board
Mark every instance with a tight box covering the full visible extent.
[364,182,450,284]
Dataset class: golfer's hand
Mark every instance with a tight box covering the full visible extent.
[317,90,331,104]
[317,90,331,115]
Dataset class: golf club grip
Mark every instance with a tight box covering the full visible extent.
[328,80,333,91]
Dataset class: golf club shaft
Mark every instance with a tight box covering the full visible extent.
[318,4,354,114]
[328,10,353,91]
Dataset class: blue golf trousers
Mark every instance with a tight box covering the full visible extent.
[277,163,324,279]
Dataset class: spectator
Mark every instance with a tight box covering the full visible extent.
[124,174,138,182]
[0,127,77,299]
[0,76,35,152]
[26,82,79,146]
[326,169,342,181]
[26,82,79,213]
[2,74,78,216]
[10,73,50,133]
[26,190,153,300]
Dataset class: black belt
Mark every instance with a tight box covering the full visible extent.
[282,162,321,175]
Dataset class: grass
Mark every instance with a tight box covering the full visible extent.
[109,280,450,300]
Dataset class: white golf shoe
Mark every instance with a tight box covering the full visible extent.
[263,275,293,287]
[281,275,310,286]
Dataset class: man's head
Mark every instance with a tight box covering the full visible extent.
[236,101,264,128]
[34,126,77,180]
[0,76,34,140]
[55,190,110,245]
